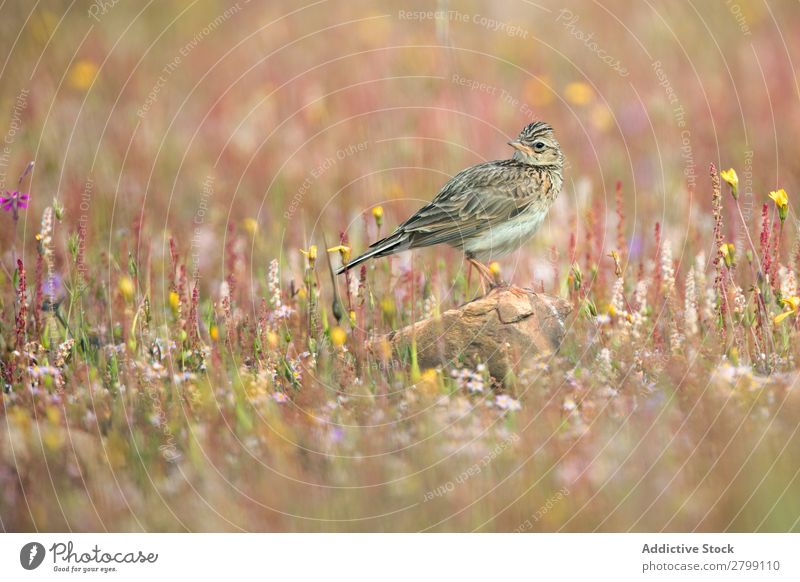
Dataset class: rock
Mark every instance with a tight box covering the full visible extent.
[382,286,572,380]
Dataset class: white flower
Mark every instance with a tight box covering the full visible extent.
[494,394,521,411]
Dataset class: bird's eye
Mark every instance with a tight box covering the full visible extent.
[533,141,546,152]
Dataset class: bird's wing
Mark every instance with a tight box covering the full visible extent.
[398,161,540,248]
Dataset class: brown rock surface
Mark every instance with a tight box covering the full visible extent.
[383,286,572,380]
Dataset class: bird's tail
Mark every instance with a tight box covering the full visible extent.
[336,231,409,274]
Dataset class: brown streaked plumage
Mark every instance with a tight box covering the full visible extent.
[338,121,564,285]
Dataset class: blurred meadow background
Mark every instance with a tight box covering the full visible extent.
[2,0,800,531]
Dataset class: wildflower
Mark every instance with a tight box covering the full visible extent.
[380,297,396,319]
[266,331,279,348]
[631,280,648,340]
[68,59,97,90]
[220,280,230,308]
[272,304,295,321]
[779,266,797,299]
[330,326,347,347]
[684,268,699,337]
[590,103,612,132]
[489,261,502,284]
[1,191,29,216]
[451,367,485,394]
[564,82,593,106]
[732,285,746,315]
[327,244,351,267]
[596,347,613,380]
[417,368,440,395]
[769,188,789,222]
[118,276,135,302]
[661,240,676,292]
[609,276,625,319]
[209,325,219,342]
[720,168,739,199]
[774,296,800,324]
[720,243,736,268]
[273,392,289,403]
[169,290,180,314]
[38,207,53,251]
[243,217,259,235]
[372,205,384,228]
[300,245,318,269]
[494,394,522,412]
[267,259,281,308]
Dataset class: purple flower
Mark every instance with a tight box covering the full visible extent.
[328,426,344,443]
[43,273,63,299]
[1,191,30,217]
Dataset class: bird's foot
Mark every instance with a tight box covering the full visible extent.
[485,281,529,298]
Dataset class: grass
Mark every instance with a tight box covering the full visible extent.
[1,1,800,532]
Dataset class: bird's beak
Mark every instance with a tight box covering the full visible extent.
[508,140,533,155]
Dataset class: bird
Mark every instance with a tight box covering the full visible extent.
[337,121,564,290]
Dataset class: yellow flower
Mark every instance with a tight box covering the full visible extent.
[719,243,735,268]
[564,82,593,106]
[169,291,180,314]
[774,296,800,324]
[417,368,441,396]
[590,104,613,132]
[372,205,384,227]
[209,325,219,341]
[769,188,789,221]
[118,276,135,302]
[720,168,739,199]
[266,331,279,348]
[300,245,318,268]
[769,188,788,207]
[330,326,347,347]
[45,406,61,425]
[69,59,98,91]
[380,297,396,319]
[327,244,351,265]
[11,407,30,431]
[488,261,502,283]
[243,217,259,235]
[783,296,800,310]
[43,427,63,451]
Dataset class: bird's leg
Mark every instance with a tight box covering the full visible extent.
[468,258,496,294]
[468,259,528,298]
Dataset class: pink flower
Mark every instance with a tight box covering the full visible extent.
[1,191,29,215]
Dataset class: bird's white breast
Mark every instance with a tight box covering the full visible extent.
[461,209,546,261]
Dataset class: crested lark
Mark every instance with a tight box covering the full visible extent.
[338,121,564,289]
